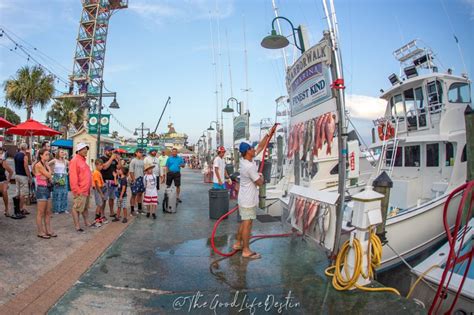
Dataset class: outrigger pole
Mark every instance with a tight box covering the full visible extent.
[153,96,171,135]
[322,0,349,259]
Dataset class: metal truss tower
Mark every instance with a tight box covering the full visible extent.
[60,0,127,105]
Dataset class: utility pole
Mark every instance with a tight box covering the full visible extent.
[96,79,104,159]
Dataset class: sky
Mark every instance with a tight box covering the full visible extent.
[0,0,473,147]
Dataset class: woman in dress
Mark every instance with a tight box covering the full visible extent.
[49,149,69,214]
[34,149,55,239]
[0,148,14,217]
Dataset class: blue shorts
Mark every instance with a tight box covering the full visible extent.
[131,176,145,195]
[212,183,226,190]
[36,185,51,201]
[104,181,118,200]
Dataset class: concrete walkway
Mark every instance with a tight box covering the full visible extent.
[48,169,424,314]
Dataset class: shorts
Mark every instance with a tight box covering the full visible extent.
[36,185,51,201]
[104,181,118,200]
[143,194,158,206]
[166,172,181,187]
[93,187,106,207]
[16,175,29,197]
[73,195,90,213]
[239,206,257,221]
[117,197,127,209]
[131,176,145,195]
[160,167,167,176]
[212,183,226,190]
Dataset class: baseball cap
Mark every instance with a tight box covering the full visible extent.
[239,141,254,154]
[135,148,143,153]
[149,148,157,153]
[104,145,114,151]
[217,146,226,153]
[76,143,89,153]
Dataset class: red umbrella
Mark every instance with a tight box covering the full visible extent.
[0,117,15,129]
[114,148,127,154]
[6,119,62,137]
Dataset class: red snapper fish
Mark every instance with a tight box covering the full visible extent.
[325,114,336,155]
[287,125,295,158]
[314,115,323,156]
[318,113,329,151]
[304,201,320,231]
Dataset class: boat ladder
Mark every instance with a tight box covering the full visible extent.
[377,118,400,176]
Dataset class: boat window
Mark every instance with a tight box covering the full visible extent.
[427,80,443,112]
[445,142,455,166]
[461,145,466,163]
[404,89,417,128]
[448,82,470,103]
[386,147,402,167]
[415,87,426,127]
[426,143,439,167]
[330,163,338,175]
[390,94,404,120]
[405,145,420,167]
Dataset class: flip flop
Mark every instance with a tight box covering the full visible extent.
[47,233,58,238]
[22,209,31,215]
[37,234,51,239]
[4,213,10,217]
[242,252,261,260]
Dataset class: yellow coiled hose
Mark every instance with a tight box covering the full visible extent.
[325,229,400,295]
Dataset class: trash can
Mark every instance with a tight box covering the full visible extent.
[209,189,229,220]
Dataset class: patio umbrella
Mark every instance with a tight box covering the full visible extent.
[114,148,127,154]
[0,117,16,129]
[6,119,62,137]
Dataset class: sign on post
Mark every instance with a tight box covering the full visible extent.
[234,113,249,141]
[137,137,149,148]
[88,114,110,135]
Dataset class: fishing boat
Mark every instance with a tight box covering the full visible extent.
[355,40,471,271]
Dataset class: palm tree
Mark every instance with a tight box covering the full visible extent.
[46,98,84,139]
[3,65,55,120]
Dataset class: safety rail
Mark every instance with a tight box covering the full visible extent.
[429,180,473,314]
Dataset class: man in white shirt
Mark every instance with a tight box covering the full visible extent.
[212,146,229,189]
[233,124,277,259]
[144,149,161,179]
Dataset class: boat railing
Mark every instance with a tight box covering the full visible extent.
[429,180,473,314]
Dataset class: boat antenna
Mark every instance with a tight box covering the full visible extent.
[242,14,252,117]
[322,0,349,259]
[440,0,468,75]
[215,0,224,147]
[271,0,289,69]
[209,10,219,150]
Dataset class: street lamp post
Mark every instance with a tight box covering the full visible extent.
[207,121,220,148]
[223,97,243,168]
[261,16,306,53]
[134,122,150,149]
[95,79,120,158]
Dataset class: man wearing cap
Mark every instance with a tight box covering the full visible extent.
[130,148,145,214]
[212,146,230,190]
[233,125,277,259]
[165,148,185,202]
[100,146,121,218]
[144,148,160,183]
[69,143,92,232]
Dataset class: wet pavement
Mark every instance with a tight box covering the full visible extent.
[49,168,425,314]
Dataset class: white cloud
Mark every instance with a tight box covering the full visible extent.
[463,0,474,20]
[345,94,386,120]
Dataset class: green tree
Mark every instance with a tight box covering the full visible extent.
[0,106,21,125]
[3,65,54,120]
[46,98,84,139]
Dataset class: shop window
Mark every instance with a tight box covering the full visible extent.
[448,83,470,103]
[445,142,455,166]
[426,143,439,167]
[405,145,420,167]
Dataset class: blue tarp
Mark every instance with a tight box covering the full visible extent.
[52,139,73,149]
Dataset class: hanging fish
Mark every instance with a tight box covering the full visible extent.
[301,121,309,162]
[307,119,314,173]
[305,201,320,231]
[318,113,329,151]
[325,113,336,155]
[298,123,305,158]
[287,125,294,158]
[312,116,321,157]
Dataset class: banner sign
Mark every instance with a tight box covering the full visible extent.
[88,114,110,135]
[234,113,249,141]
[286,40,333,117]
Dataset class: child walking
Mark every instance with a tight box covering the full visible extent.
[143,163,158,219]
[113,167,129,223]
[92,159,107,227]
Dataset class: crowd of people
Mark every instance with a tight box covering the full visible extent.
[1,141,189,238]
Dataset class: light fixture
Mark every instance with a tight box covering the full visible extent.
[388,73,400,86]
[222,105,234,113]
[45,117,51,125]
[261,30,290,50]
[404,65,418,79]
[133,130,138,136]
[109,97,119,109]
[207,125,215,131]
